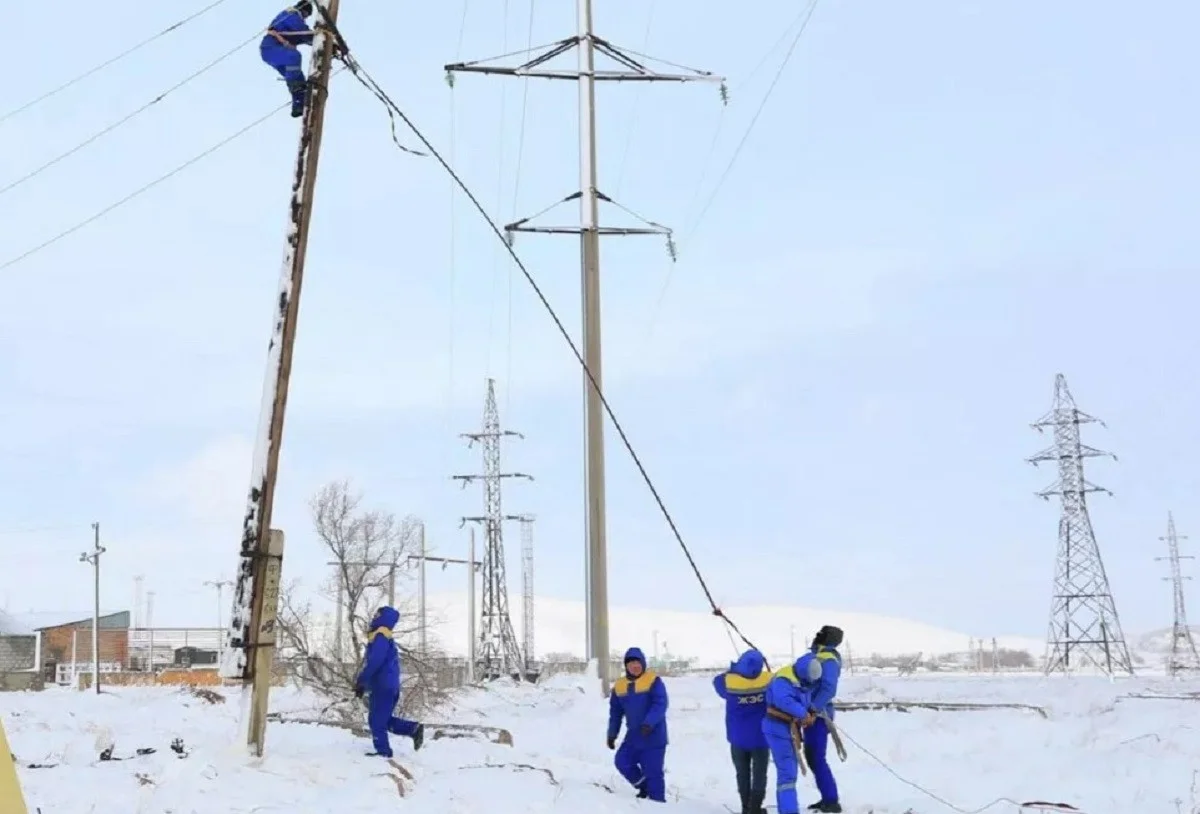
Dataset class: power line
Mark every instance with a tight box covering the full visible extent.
[683,0,821,245]
[0,100,292,275]
[0,32,262,199]
[0,0,234,127]
[329,40,762,656]
[638,0,822,349]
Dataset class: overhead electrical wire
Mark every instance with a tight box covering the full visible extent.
[611,0,659,197]
[0,99,293,275]
[484,0,514,380]
[683,0,822,245]
[0,32,263,199]
[0,0,234,127]
[638,0,822,349]
[504,0,537,419]
[324,28,764,657]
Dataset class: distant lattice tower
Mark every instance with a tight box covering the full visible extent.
[1028,374,1133,675]
[453,379,532,680]
[505,513,537,677]
[1156,513,1200,675]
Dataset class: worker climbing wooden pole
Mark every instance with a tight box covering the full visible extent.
[221,0,344,759]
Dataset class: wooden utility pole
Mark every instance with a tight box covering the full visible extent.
[223,0,342,759]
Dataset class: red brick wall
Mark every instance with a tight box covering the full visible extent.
[41,624,128,668]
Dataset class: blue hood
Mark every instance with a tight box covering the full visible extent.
[729,649,765,678]
[370,606,400,631]
[624,647,647,675]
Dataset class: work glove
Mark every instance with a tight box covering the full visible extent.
[606,736,616,750]
[354,685,365,699]
[639,724,653,736]
[799,711,816,728]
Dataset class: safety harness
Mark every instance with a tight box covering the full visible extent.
[268,7,308,49]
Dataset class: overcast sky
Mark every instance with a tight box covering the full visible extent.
[2,0,1198,647]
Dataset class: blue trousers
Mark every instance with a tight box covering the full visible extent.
[260,43,307,113]
[764,725,800,814]
[802,718,838,804]
[614,740,666,802]
[367,689,419,757]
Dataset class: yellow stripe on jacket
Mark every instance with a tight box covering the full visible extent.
[723,671,771,693]
[369,626,393,641]
[614,670,659,696]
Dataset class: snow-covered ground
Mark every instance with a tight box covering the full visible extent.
[5,671,1200,813]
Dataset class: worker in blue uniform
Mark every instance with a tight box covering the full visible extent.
[762,655,816,814]
[260,2,316,117]
[607,647,669,802]
[762,624,844,814]
[354,605,425,758]
[713,649,772,814]
[798,625,843,813]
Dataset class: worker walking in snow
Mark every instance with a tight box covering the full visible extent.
[607,647,669,802]
[354,605,425,758]
[260,2,316,117]
[796,625,844,813]
[713,649,772,814]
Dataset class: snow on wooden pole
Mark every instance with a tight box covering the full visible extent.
[221,0,342,755]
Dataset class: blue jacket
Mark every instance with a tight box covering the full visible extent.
[261,7,315,56]
[762,657,816,735]
[713,649,769,750]
[356,606,401,695]
[796,645,841,718]
[607,647,669,749]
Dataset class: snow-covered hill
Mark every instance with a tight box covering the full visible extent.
[422,592,1044,664]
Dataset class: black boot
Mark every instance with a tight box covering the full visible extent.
[286,78,307,117]
[739,793,751,814]
[815,802,841,813]
[411,723,425,751]
[806,802,824,812]
[750,790,766,814]
[636,782,649,799]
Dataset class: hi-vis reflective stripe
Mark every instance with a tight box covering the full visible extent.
[723,671,770,693]
[614,670,658,696]
[0,717,29,814]
[816,649,840,664]
[773,664,800,685]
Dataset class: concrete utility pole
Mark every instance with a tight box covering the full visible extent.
[445,1,724,696]
[79,522,106,695]
[220,0,341,758]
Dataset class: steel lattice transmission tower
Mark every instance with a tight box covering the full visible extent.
[505,513,537,677]
[1156,513,1200,675]
[454,379,533,680]
[445,2,725,695]
[1028,373,1133,675]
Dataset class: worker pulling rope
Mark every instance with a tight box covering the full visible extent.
[312,7,761,657]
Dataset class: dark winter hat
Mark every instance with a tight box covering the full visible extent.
[813,625,844,649]
[295,1,315,15]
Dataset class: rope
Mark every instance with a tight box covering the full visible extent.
[833,721,1081,814]
[0,0,233,126]
[322,25,764,658]
[0,96,301,274]
[0,32,262,199]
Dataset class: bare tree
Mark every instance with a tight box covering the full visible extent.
[276,480,451,722]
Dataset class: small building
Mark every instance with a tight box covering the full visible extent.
[17,611,132,680]
[0,611,40,689]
